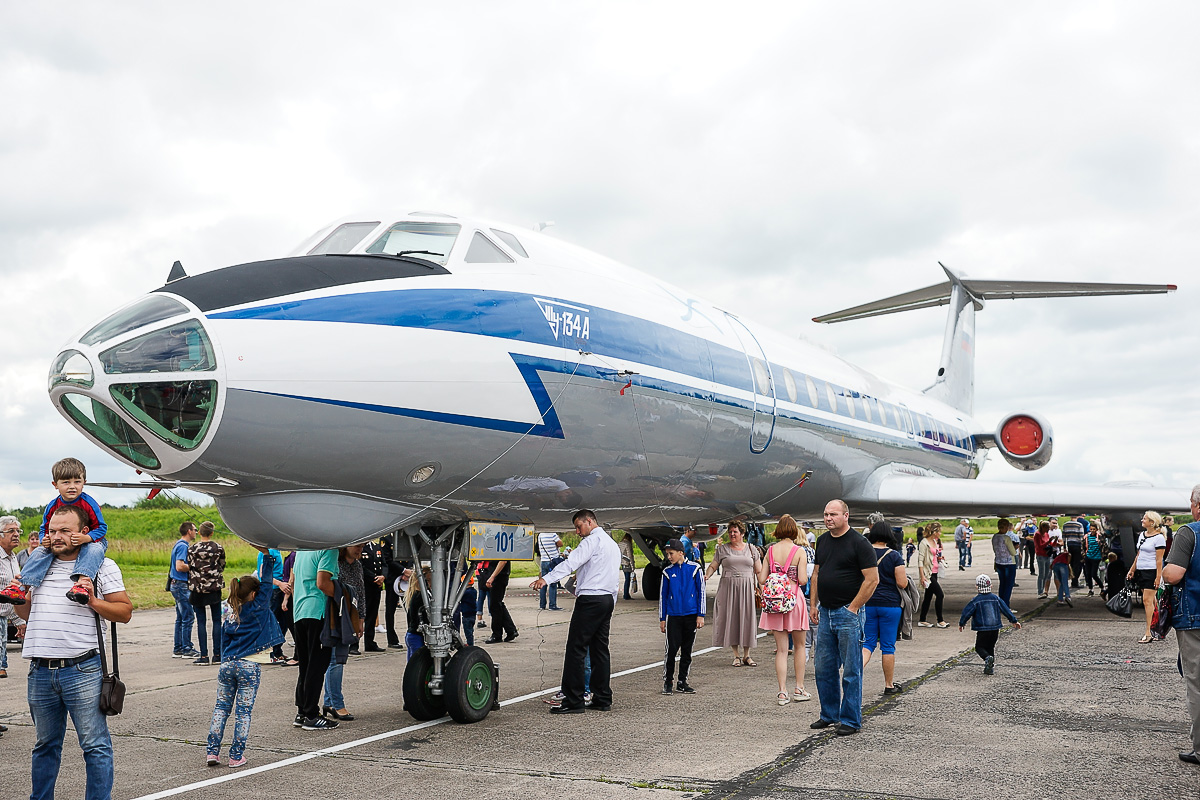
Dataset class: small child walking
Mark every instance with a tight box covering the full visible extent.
[958,574,1021,675]
[206,548,284,767]
[1,458,108,606]
[659,538,706,695]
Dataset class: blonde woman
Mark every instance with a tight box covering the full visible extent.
[917,523,948,628]
[705,520,762,667]
[1126,511,1166,644]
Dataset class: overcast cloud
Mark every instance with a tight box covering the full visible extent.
[1,2,1195,510]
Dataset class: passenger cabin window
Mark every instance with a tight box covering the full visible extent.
[782,368,797,403]
[490,229,528,257]
[464,232,515,264]
[824,382,838,414]
[805,376,820,408]
[366,221,460,265]
[308,222,380,255]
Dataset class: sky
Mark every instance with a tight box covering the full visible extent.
[1,2,1196,511]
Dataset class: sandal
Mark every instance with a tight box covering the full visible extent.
[743,657,758,667]
[1137,635,1153,644]
[732,657,743,667]
[792,687,811,702]
[935,621,949,628]
[777,692,791,706]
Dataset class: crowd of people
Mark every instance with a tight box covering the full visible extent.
[4,454,1200,796]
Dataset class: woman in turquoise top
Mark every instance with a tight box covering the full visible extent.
[1083,523,1103,596]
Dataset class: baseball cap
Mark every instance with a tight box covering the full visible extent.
[664,538,685,552]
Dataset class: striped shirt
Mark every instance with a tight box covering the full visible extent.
[537,530,561,562]
[23,556,125,659]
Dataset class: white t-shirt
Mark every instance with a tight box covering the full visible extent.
[23,556,125,659]
[1135,533,1166,571]
[537,530,561,562]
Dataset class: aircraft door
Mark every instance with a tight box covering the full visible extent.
[722,312,777,454]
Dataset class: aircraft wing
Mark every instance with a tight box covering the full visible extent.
[850,474,1189,519]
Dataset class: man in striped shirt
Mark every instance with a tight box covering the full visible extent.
[14,504,132,800]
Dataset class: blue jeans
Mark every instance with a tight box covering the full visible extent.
[454,587,476,647]
[583,651,592,694]
[539,559,562,609]
[170,579,194,653]
[208,659,260,761]
[405,632,425,658]
[28,654,114,800]
[1036,555,1053,594]
[323,645,350,709]
[193,600,221,660]
[995,564,1017,607]
[1053,562,1072,601]
[476,585,490,618]
[814,605,865,730]
[21,539,109,587]
[959,543,971,568]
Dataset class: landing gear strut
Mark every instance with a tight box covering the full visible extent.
[396,523,497,723]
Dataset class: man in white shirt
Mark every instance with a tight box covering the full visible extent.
[537,529,565,611]
[531,509,620,714]
[0,516,25,678]
[14,504,132,800]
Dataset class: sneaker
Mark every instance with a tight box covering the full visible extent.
[662,682,673,695]
[476,620,487,629]
[983,655,995,675]
[543,691,566,705]
[1064,595,1073,608]
[302,716,339,730]
[0,585,26,605]
[192,656,211,666]
[293,713,305,728]
[173,651,186,658]
[227,756,247,768]
[206,754,221,767]
[676,681,695,694]
[1037,593,1048,599]
[583,691,594,707]
[917,621,933,628]
[66,585,91,605]
[180,649,201,658]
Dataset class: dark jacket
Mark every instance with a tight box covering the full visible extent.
[221,552,285,661]
[959,593,1018,631]
[320,578,358,663]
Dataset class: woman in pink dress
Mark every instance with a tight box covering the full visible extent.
[757,515,811,705]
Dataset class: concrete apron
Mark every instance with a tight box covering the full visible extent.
[0,557,1189,799]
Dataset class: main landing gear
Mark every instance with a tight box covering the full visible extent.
[396,523,500,723]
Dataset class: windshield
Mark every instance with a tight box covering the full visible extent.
[59,393,160,469]
[110,380,217,450]
[308,221,380,255]
[80,295,189,346]
[99,320,216,374]
[365,222,460,265]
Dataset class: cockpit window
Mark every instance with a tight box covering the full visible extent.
[110,380,217,450]
[80,295,188,346]
[99,320,216,375]
[365,221,460,265]
[308,222,380,255]
[59,393,160,469]
[48,350,94,390]
[464,232,515,264]
[490,229,528,258]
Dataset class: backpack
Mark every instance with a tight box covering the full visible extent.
[761,545,800,614]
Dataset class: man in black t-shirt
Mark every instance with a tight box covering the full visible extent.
[808,500,879,736]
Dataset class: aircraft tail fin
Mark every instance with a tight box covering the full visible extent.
[813,266,1176,415]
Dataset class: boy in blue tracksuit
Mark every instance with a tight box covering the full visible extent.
[659,538,706,695]
[959,574,1022,675]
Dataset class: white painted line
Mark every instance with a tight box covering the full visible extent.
[129,638,756,800]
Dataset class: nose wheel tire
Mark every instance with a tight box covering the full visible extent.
[641,564,662,601]
[402,648,445,721]
[444,646,497,723]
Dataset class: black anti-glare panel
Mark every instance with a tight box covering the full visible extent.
[153,254,449,313]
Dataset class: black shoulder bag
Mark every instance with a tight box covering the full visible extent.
[93,613,126,716]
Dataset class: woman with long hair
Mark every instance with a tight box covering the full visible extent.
[917,522,948,628]
[705,520,762,667]
[322,545,365,721]
[1126,511,1167,644]
[757,515,811,704]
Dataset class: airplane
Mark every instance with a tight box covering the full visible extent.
[46,210,1183,723]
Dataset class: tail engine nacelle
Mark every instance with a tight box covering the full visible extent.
[994,412,1053,471]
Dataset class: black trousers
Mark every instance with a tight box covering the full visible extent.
[974,629,1000,661]
[490,579,517,640]
[562,595,615,709]
[663,615,698,684]
[364,580,382,647]
[1067,543,1084,586]
[1023,541,1037,571]
[1083,557,1102,591]
[270,588,293,659]
[386,581,402,647]
[294,617,331,720]
[919,574,945,623]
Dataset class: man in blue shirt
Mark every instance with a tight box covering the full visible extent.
[169,522,199,658]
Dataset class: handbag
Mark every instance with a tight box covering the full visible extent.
[1105,586,1134,618]
[93,612,126,716]
[1151,584,1175,639]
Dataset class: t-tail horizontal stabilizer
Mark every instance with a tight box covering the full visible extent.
[813,265,1176,415]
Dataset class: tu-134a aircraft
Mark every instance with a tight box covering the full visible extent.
[47,210,1181,722]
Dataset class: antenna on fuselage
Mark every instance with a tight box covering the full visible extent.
[167,260,188,282]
